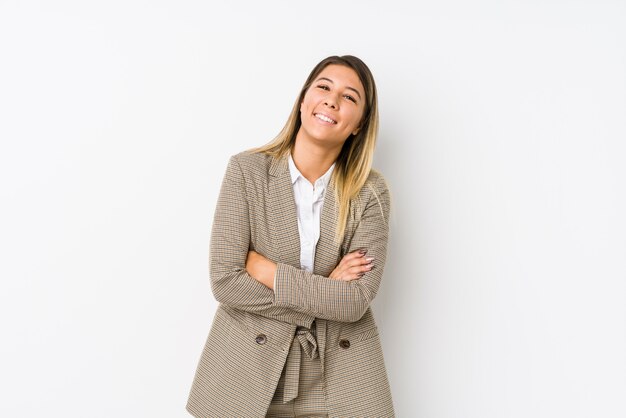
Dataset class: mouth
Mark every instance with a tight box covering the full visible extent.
[314,113,337,124]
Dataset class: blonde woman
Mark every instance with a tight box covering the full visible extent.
[187,55,394,417]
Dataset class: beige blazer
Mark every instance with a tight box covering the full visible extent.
[187,150,394,417]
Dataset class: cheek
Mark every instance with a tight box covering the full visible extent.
[349,109,364,128]
[300,96,312,113]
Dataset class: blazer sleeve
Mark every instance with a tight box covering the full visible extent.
[209,155,315,327]
[273,175,391,323]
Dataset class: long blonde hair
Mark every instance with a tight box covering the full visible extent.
[252,55,379,243]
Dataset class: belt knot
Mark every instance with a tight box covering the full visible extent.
[282,323,319,403]
[295,327,319,359]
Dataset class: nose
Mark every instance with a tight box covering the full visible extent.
[324,95,338,109]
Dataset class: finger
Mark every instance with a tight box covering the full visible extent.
[332,249,370,280]
[339,250,367,265]
[349,263,373,276]
[339,271,362,281]
[343,256,374,269]
[336,260,371,279]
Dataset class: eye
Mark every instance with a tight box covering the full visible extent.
[316,84,330,91]
[343,94,357,103]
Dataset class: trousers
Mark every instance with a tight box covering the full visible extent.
[266,322,329,418]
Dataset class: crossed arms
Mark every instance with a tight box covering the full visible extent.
[209,155,390,325]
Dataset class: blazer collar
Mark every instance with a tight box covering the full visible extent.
[269,153,289,177]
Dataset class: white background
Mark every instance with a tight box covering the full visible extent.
[1,1,625,417]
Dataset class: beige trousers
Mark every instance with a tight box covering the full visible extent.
[266,323,328,418]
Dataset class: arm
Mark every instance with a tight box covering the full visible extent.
[245,248,373,289]
[268,176,391,323]
[209,155,315,327]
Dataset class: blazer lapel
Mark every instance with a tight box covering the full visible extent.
[267,154,301,268]
[266,153,342,275]
[314,175,342,276]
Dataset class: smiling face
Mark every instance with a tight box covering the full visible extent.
[296,64,366,150]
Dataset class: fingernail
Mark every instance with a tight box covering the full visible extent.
[365,257,374,262]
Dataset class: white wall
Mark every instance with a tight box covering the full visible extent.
[1,1,624,417]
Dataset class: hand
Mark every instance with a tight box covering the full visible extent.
[245,250,276,289]
[329,249,374,281]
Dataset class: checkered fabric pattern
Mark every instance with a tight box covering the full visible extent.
[186,151,395,417]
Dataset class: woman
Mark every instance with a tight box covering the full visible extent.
[187,55,394,417]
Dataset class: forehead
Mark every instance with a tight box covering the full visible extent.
[315,64,364,94]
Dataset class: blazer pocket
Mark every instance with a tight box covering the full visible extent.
[328,324,380,353]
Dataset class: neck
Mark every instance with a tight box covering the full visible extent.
[291,136,341,184]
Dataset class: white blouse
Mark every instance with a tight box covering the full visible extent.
[272,154,335,288]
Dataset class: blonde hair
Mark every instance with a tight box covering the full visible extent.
[252,55,379,243]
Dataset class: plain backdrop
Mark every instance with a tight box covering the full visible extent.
[1,1,625,417]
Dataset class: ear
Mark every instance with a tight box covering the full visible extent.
[352,126,361,136]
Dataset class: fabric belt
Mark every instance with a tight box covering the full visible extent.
[282,320,324,403]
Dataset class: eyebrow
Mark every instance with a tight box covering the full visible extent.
[315,77,362,100]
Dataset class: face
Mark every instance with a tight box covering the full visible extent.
[297,64,366,149]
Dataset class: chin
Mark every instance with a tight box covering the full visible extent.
[314,137,347,149]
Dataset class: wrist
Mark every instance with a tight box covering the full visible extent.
[246,251,276,289]
[259,259,276,289]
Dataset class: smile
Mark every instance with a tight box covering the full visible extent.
[314,113,337,124]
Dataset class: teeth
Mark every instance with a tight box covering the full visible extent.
[315,113,336,124]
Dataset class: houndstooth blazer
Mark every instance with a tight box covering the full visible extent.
[187,150,395,417]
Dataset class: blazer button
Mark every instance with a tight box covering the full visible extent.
[255,334,267,345]
[339,339,350,349]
